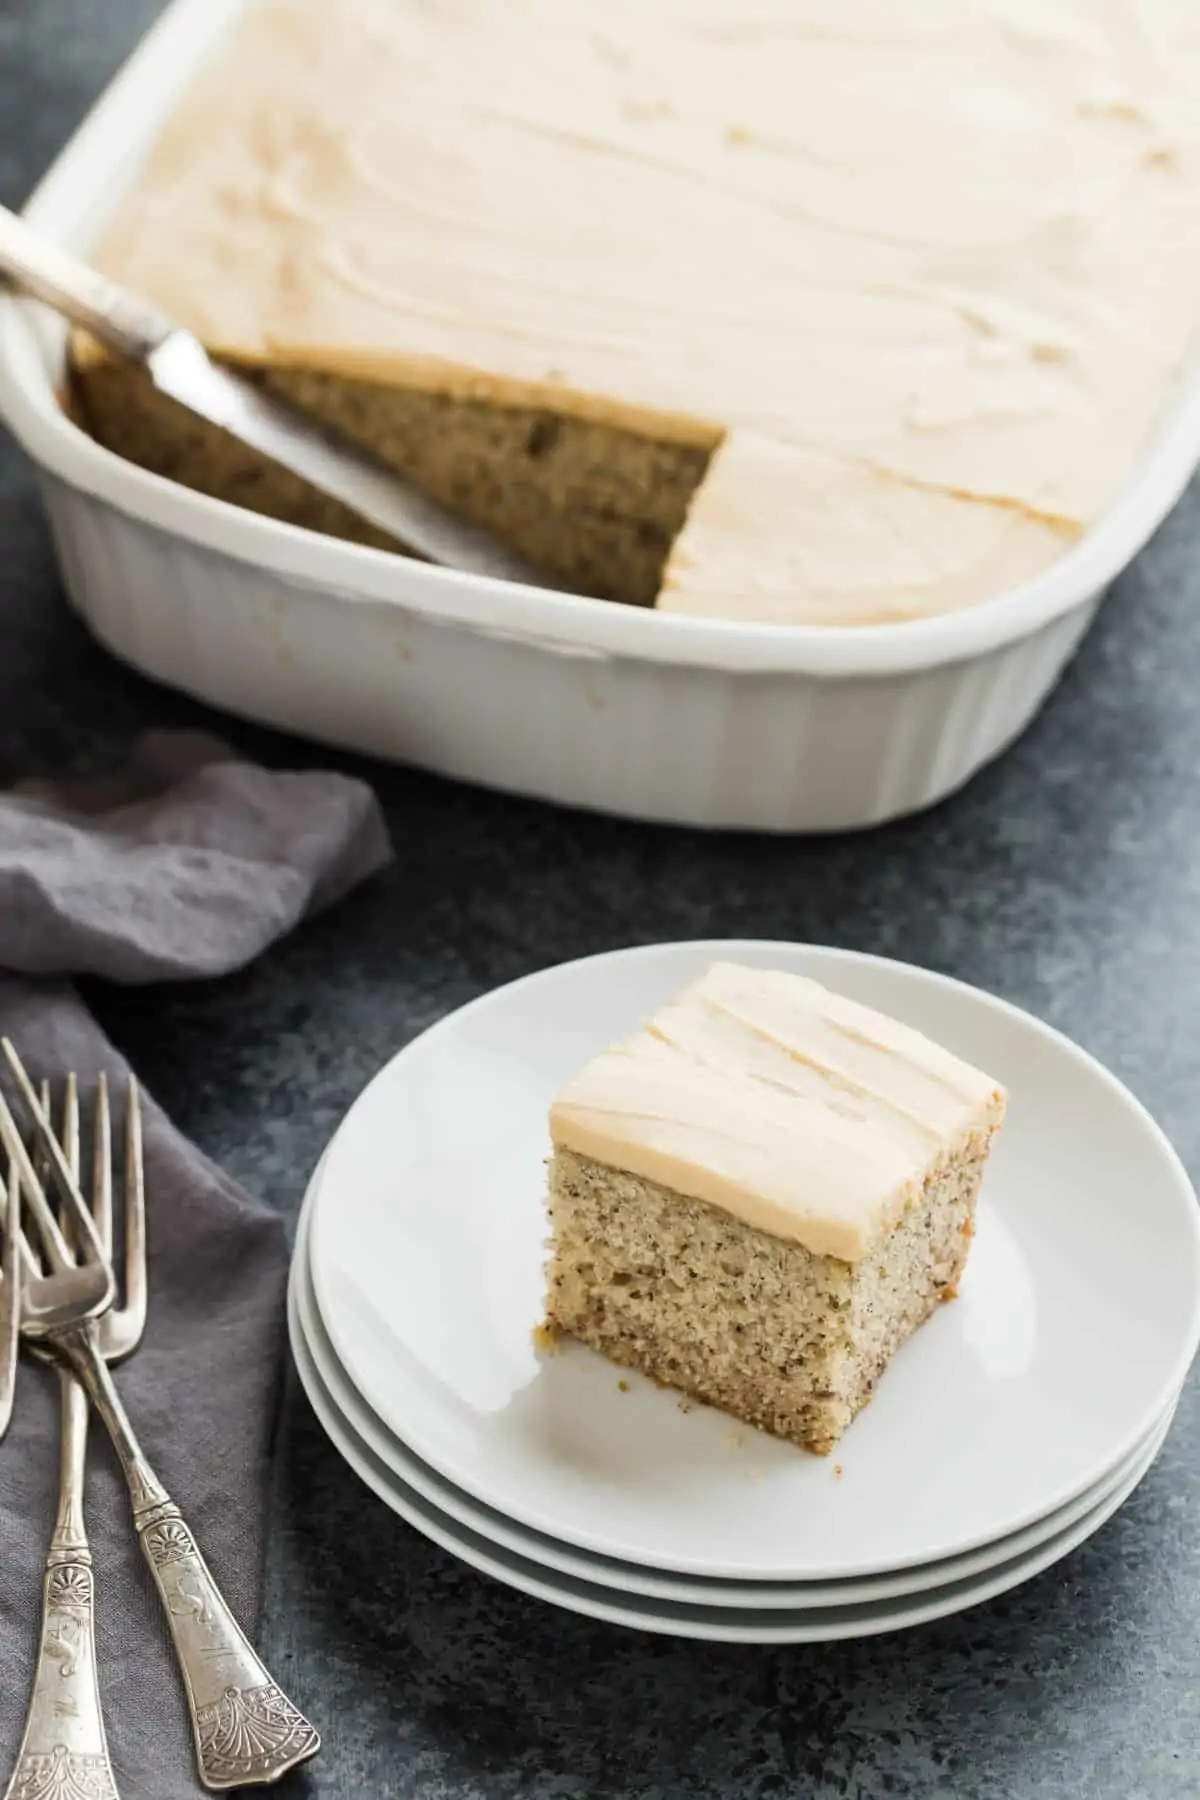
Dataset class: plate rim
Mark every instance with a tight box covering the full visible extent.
[309,938,1200,1580]
[294,1175,1177,1608]
[290,1259,1171,1644]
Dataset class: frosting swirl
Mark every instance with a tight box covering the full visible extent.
[550,963,1006,1260]
[95,0,1200,623]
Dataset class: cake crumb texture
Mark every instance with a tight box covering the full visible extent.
[545,1132,993,1455]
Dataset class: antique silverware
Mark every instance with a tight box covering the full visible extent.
[1,1075,139,1800]
[0,1152,18,1438]
[0,203,545,586]
[1,1041,320,1791]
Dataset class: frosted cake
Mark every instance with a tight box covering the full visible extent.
[544,962,1006,1452]
[73,0,1200,624]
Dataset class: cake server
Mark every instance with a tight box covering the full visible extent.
[0,202,544,586]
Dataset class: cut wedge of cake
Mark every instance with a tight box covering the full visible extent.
[544,962,1006,1454]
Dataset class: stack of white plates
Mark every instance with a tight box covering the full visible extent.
[288,942,1200,1643]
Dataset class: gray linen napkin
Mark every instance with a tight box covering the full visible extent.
[0,731,392,1796]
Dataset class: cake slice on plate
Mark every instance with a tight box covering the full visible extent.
[545,962,1006,1454]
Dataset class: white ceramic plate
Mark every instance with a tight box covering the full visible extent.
[290,1263,1173,1643]
[294,1183,1177,1608]
[308,941,1200,1582]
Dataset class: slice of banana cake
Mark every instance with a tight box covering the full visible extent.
[544,961,1006,1454]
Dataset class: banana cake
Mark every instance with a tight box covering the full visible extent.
[544,962,1006,1453]
[71,0,1200,625]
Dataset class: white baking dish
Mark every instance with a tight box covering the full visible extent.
[3,0,1200,831]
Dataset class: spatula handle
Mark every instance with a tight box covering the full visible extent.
[0,203,171,361]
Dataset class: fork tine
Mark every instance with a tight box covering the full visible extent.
[16,1080,67,1296]
[121,1076,147,1343]
[63,1074,80,1190]
[1,1041,108,1283]
[0,1089,72,1274]
[32,1079,51,1184]
[37,1078,69,1240]
[53,1075,82,1262]
[92,1072,112,1262]
[30,1078,53,1251]
[18,1081,52,1288]
[0,1155,19,1436]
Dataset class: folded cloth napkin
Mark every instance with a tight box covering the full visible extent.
[0,731,391,1796]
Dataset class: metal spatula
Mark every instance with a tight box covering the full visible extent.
[0,202,545,586]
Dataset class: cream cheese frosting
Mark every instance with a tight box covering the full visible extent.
[93,0,1200,624]
[549,962,1006,1261]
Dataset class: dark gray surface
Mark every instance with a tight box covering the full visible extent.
[3,5,1200,1795]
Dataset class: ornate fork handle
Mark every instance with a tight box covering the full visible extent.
[3,1371,119,1800]
[51,1322,320,1792]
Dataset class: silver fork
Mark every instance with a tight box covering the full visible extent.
[0,1152,18,1438]
[1,1075,138,1800]
[1,1043,321,1792]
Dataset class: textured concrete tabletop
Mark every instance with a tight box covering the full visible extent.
[3,5,1200,1796]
